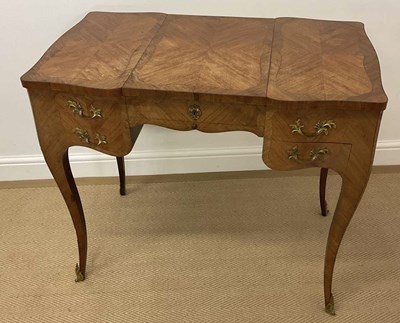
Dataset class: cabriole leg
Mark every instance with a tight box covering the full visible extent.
[29,90,88,282]
[324,159,371,315]
[115,124,144,196]
[319,168,329,216]
[44,147,87,282]
[116,156,126,196]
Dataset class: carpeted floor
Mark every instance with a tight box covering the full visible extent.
[1,171,399,322]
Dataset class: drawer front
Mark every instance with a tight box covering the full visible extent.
[127,97,266,136]
[262,140,351,173]
[55,93,133,156]
[265,108,352,143]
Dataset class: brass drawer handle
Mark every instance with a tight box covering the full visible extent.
[66,100,102,119]
[289,119,336,137]
[188,104,202,120]
[288,146,328,163]
[73,128,107,146]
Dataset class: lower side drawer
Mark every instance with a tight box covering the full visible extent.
[262,140,351,173]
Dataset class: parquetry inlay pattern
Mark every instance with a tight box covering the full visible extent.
[21,13,387,108]
[126,15,274,98]
[267,18,386,105]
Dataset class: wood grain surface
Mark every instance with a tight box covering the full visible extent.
[124,14,274,102]
[21,12,166,96]
[21,13,387,109]
[268,18,387,109]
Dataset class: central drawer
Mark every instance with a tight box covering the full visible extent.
[127,97,266,136]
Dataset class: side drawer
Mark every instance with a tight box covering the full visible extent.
[55,93,133,156]
[262,140,351,173]
[265,108,352,143]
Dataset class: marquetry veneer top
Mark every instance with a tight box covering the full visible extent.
[21,12,387,109]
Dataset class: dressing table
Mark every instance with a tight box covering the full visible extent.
[21,12,388,315]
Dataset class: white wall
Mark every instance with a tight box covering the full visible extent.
[0,0,399,180]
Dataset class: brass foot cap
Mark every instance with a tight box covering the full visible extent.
[325,294,335,316]
[75,263,85,282]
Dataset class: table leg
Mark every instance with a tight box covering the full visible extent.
[44,146,87,282]
[323,153,372,315]
[115,125,144,196]
[116,156,126,196]
[28,90,88,282]
[319,168,329,216]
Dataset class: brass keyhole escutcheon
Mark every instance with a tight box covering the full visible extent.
[188,104,202,120]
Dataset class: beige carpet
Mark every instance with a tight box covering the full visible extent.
[1,171,400,322]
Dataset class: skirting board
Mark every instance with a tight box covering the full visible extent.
[1,141,400,181]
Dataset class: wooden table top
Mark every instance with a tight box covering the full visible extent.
[21,12,387,109]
